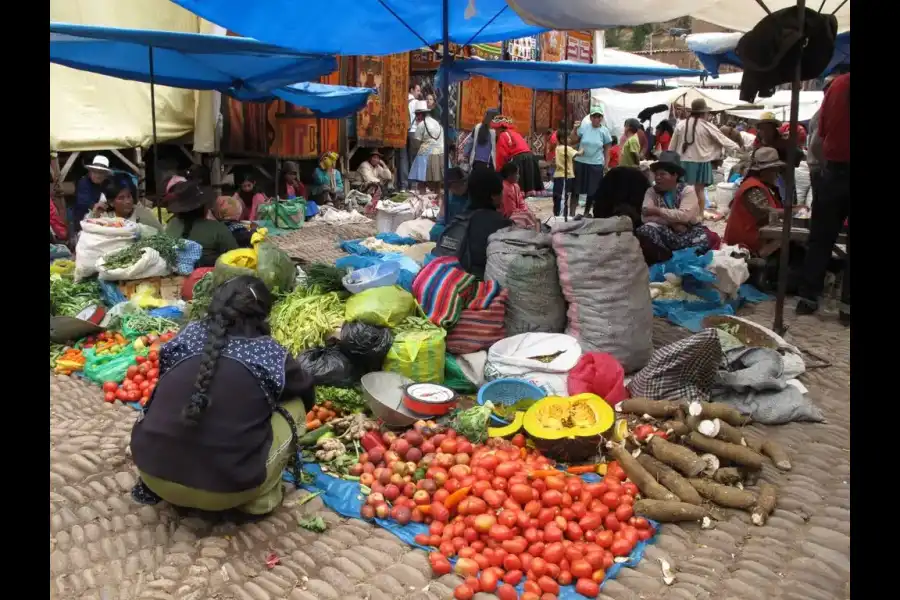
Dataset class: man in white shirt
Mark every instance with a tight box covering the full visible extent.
[397,82,422,191]
[358,150,394,194]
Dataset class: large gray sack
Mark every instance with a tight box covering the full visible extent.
[551,216,653,372]
[485,227,566,335]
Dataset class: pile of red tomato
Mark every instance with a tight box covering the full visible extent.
[102,350,160,406]
[353,423,656,600]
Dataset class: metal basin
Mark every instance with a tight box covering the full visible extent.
[361,371,420,428]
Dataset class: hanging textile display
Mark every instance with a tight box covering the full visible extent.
[357,56,385,147]
[540,32,565,62]
[459,75,500,131]
[503,84,534,136]
[508,36,539,61]
[383,53,411,148]
[566,31,594,63]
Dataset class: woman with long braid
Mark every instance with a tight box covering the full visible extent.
[130,276,316,515]
[668,99,740,203]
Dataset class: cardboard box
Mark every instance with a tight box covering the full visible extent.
[117,275,186,303]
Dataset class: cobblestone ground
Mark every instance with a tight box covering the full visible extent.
[50,205,850,600]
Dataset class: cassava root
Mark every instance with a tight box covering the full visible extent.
[684,432,765,470]
[647,435,708,477]
[751,483,778,526]
[689,478,757,509]
[633,499,709,523]
[619,398,683,419]
[608,444,678,502]
[636,453,703,505]
[687,401,750,427]
[712,467,743,485]
[697,418,746,446]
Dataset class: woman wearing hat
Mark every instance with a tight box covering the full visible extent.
[725,146,803,290]
[572,106,614,216]
[636,151,710,260]
[165,180,238,267]
[311,152,345,205]
[409,99,445,190]
[73,154,114,233]
[277,161,307,200]
[491,115,543,195]
[356,149,393,194]
[668,98,740,204]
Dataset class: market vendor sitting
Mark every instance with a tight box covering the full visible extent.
[234,173,267,221]
[278,161,307,199]
[129,275,316,515]
[311,152,345,206]
[92,176,164,233]
[213,194,253,248]
[165,180,238,267]
[435,167,511,280]
[724,147,804,291]
[430,166,470,242]
[636,151,710,260]
[73,155,113,233]
[356,149,393,195]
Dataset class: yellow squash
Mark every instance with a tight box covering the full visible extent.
[523,394,614,462]
[488,412,525,438]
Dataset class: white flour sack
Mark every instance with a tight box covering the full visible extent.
[551,216,653,373]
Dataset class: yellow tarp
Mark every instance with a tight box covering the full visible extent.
[50,0,220,152]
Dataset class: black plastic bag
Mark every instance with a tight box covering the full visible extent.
[339,322,393,375]
[297,346,356,388]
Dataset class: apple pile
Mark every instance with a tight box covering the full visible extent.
[352,422,656,600]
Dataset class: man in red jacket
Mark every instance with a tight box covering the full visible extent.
[796,72,850,325]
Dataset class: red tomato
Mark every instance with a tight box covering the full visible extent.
[620,526,639,546]
[622,482,639,497]
[578,512,603,531]
[615,504,634,521]
[558,570,573,586]
[135,355,147,364]
[531,556,549,577]
[147,368,159,379]
[619,494,635,506]
[102,381,118,393]
[542,542,564,565]
[595,530,614,549]
[495,462,519,479]
[584,551,604,570]
[545,476,566,491]
[479,569,499,593]
[538,576,560,595]
[148,351,159,362]
[509,483,534,504]
[632,517,651,530]
[502,570,523,585]
[115,389,129,401]
[543,524,563,543]
[604,514,621,532]
[104,392,116,403]
[127,390,140,402]
[126,366,139,379]
[601,492,621,509]
[637,528,653,541]
[502,537,528,555]
[511,433,526,448]
[132,374,145,384]
[497,584,518,600]
[521,593,540,600]
[502,553,522,572]
[576,578,600,597]
[542,490,563,507]
[454,584,474,600]
[571,559,593,579]
[523,580,542,596]
[610,538,633,557]
[497,510,518,528]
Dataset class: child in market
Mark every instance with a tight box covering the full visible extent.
[500,163,538,230]
[553,130,581,217]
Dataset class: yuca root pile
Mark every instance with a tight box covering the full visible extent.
[613,398,790,525]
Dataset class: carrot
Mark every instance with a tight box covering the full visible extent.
[418,504,432,515]
[444,486,471,510]
[307,419,322,430]
[528,470,568,479]
[566,464,603,475]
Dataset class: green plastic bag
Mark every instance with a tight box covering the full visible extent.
[256,199,305,230]
[345,286,416,328]
[83,346,146,385]
[256,241,296,294]
[444,355,477,393]
[383,326,447,384]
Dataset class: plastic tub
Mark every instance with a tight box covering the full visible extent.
[342,261,401,294]
[477,378,547,426]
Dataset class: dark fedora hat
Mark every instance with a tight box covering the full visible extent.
[165,180,213,214]
[650,150,686,176]
[446,166,467,184]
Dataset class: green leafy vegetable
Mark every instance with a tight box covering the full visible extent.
[305,263,347,293]
[50,275,103,317]
[187,273,215,321]
[102,233,185,270]
[315,386,367,414]
[449,401,495,444]
[298,515,327,533]
[121,313,180,337]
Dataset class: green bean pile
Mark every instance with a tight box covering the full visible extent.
[269,289,346,355]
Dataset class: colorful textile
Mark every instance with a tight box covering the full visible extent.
[447,287,508,355]
[636,222,711,254]
[412,256,478,330]
[175,239,203,275]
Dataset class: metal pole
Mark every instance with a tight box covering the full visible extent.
[563,74,569,221]
[440,0,450,218]
[773,0,806,335]
[148,46,161,221]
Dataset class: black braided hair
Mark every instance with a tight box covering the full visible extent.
[182,275,273,424]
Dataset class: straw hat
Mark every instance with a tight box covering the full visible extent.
[650,150,686,177]
[748,147,785,172]
[690,98,710,114]
[757,111,781,126]
[86,155,113,175]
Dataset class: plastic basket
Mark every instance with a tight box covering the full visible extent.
[342,261,401,294]
[476,378,547,426]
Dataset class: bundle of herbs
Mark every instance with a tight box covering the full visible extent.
[304,263,347,293]
[102,233,185,270]
[50,275,103,317]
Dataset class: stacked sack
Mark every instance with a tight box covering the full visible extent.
[551,216,653,373]
[484,227,566,335]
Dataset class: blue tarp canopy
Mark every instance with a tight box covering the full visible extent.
[168,0,546,56]
[688,31,850,78]
[440,59,703,91]
[50,22,374,117]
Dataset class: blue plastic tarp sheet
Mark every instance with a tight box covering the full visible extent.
[440,59,702,91]
[285,464,659,598]
[688,30,850,78]
[650,249,770,331]
[168,0,546,56]
[339,233,418,257]
[50,23,374,117]
[335,252,421,293]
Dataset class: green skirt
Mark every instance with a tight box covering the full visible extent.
[140,398,306,515]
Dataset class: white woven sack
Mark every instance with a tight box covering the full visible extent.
[97,247,171,281]
[551,216,653,373]
[484,332,582,396]
[73,218,138,282]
